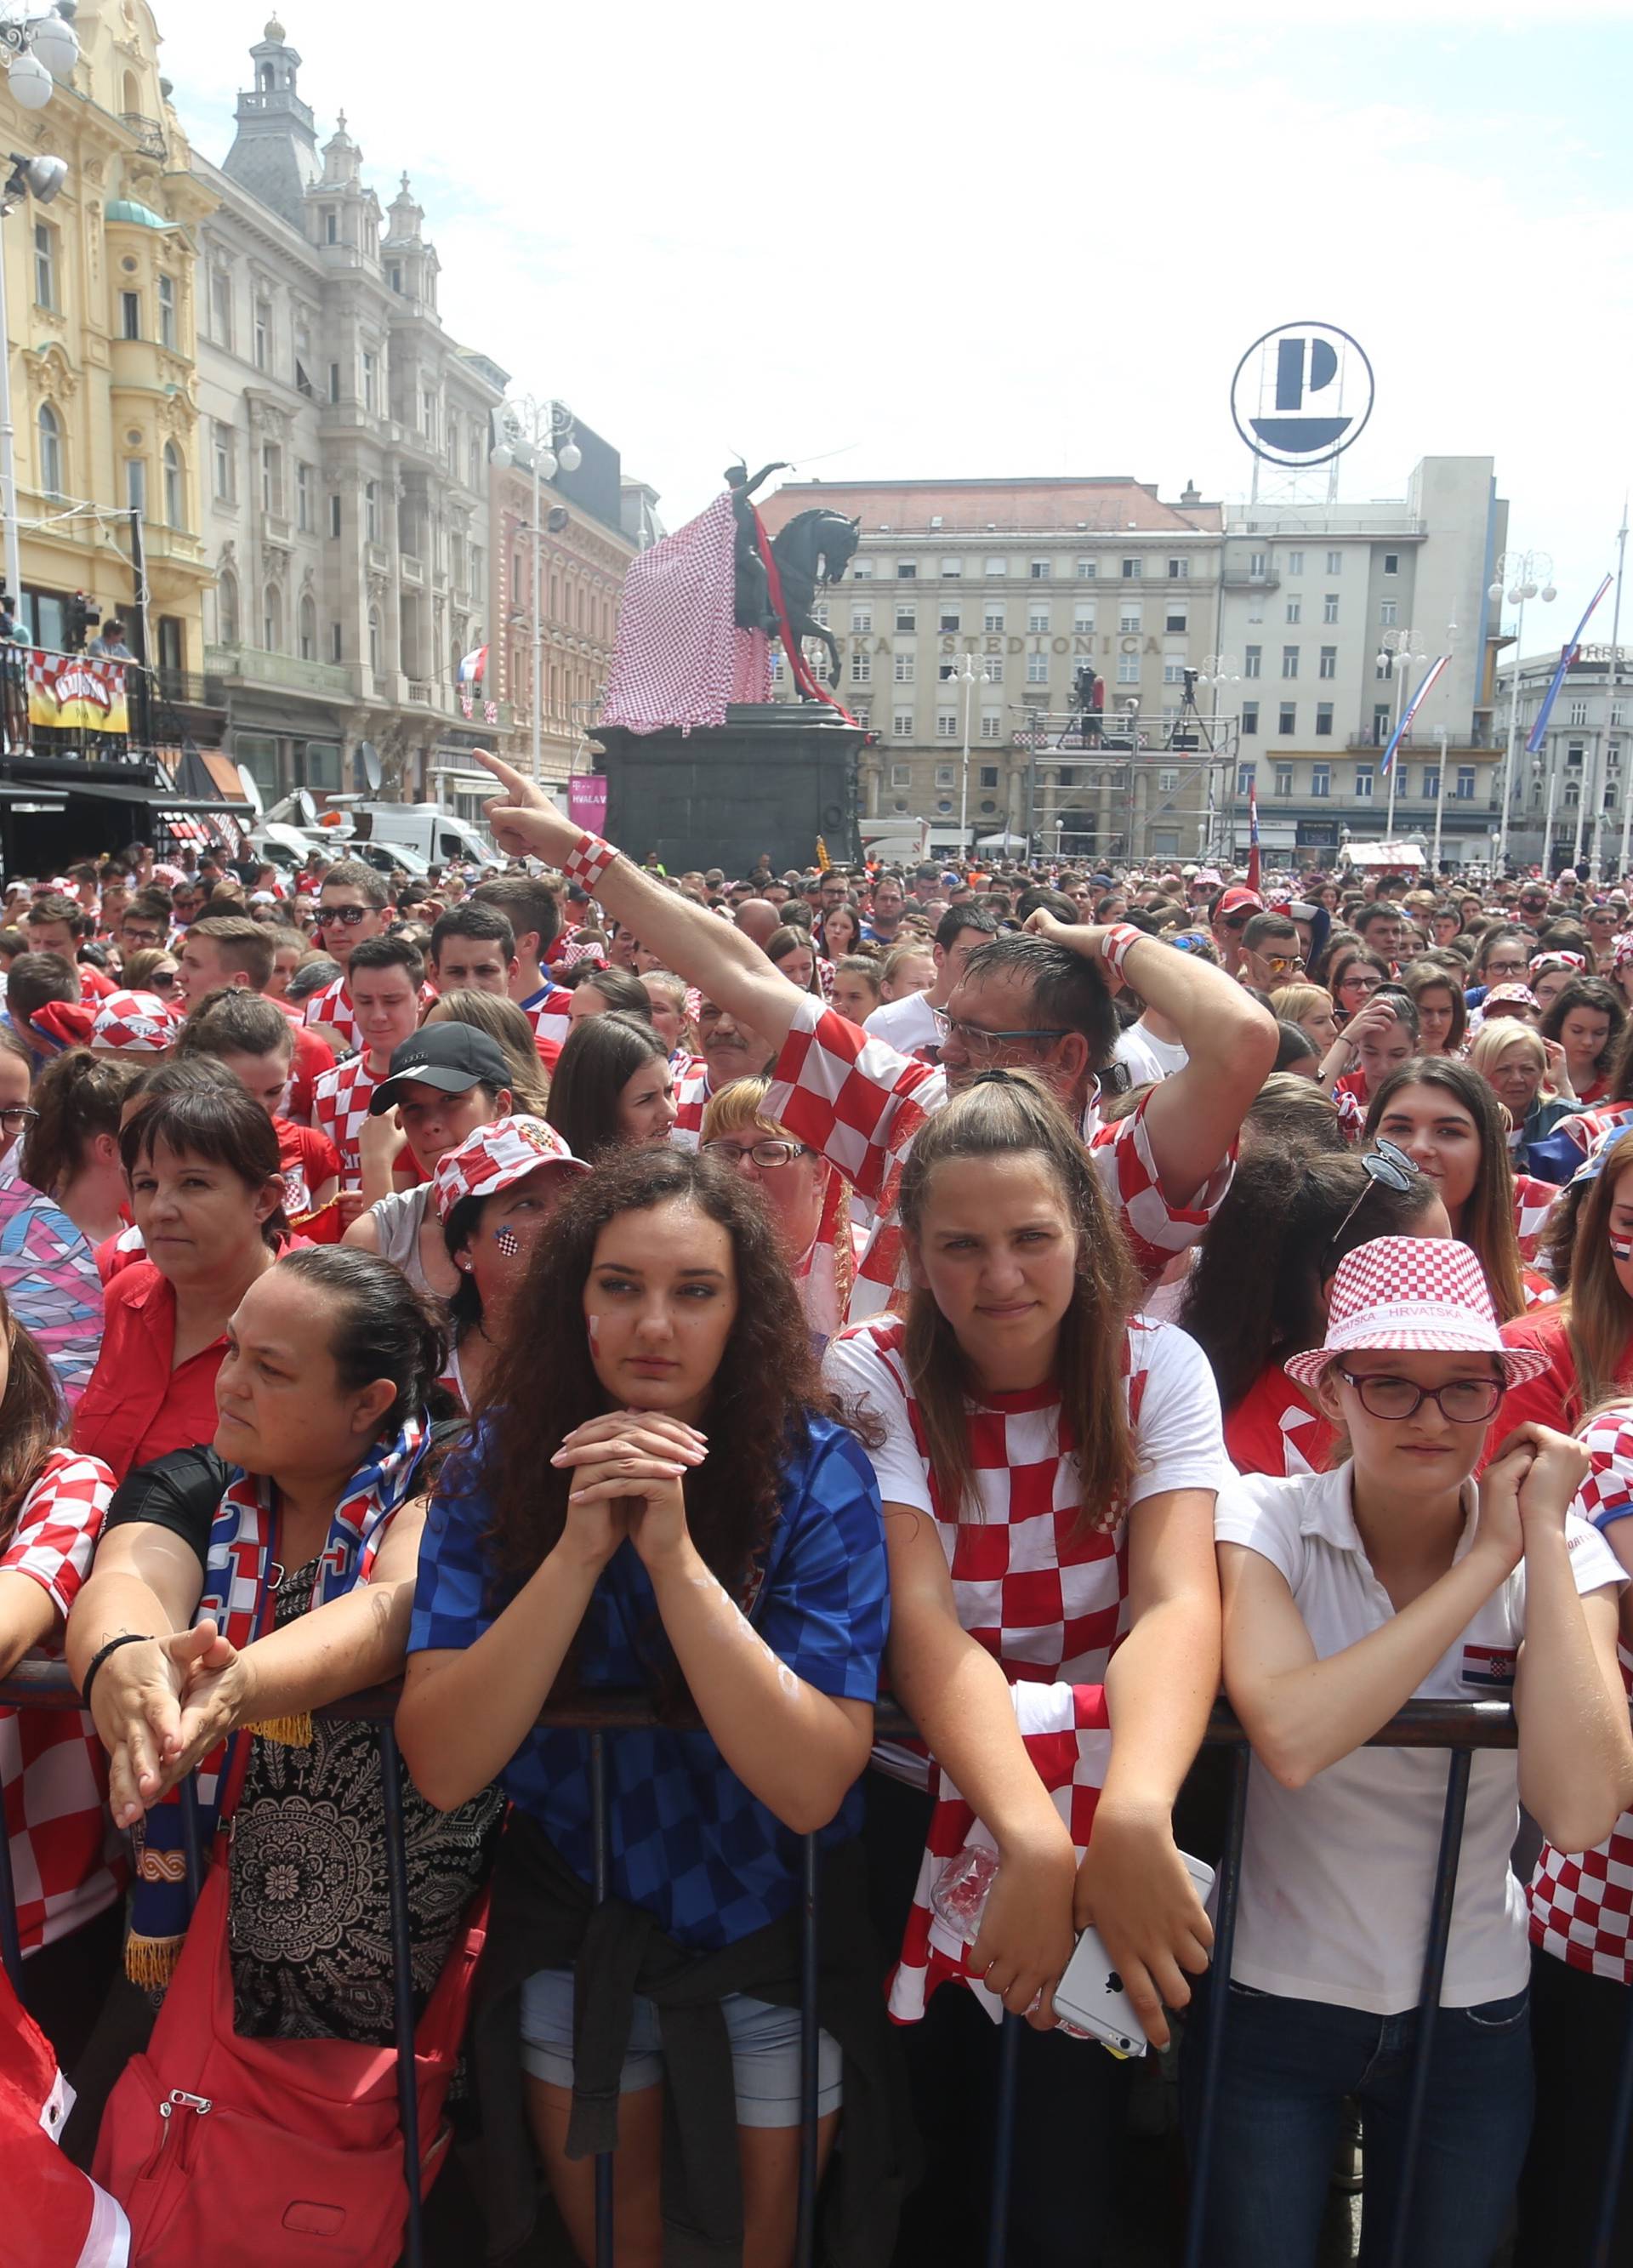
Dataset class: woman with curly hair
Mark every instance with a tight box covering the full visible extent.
[397,1146,899,2267]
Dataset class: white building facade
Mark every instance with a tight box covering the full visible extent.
[1494,642,1633,877]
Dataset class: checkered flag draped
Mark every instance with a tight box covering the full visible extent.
[599,493,772,735]
[311,1052,378,1188]
[1557,1100,1633,1160]
[669,1057,712,1153]
[889,1682,1112,2025]
[766,993,1230,1321]
[1514,1174,1562,1262]
[523,986,575,1052]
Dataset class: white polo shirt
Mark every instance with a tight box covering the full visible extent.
[862,988,940,1059]
[1216,1462,1623,2014]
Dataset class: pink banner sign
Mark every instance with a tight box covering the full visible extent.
[569,774,607,829]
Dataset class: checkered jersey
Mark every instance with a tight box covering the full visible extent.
[303,972,359,1048]
[767,992,1232,1321]
[669,1056,711,1153]
[1,1449,122,1952]
[310,1053,379,1190]
[409,1414,888,1951]
[1514,1173,1562,1262]
[519,980,572,1057]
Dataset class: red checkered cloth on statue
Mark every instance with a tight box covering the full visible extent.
[669,1056,711,1154]
[1,1450,122,1957]
[1528,1410,1633,1984]
[766,992,1232,1321]
[311,1052,379,1190]
[598,492,772,735]
[824,1311,1228,2020]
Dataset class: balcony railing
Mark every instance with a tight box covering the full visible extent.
[204,643,354,698]
[119,113,168,160]
[3,1662,1630,2268]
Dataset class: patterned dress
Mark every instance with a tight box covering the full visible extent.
[0,1151,105,1406]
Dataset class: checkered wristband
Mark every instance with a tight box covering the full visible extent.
[561,832,617,894]
[1099,923,1145,982]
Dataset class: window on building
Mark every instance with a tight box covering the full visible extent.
[1163,658,1186,684]
[327,490,341,539]
[1317,646,1336,680]
[298,594,316,661]
[941,557,962,578]
[1568,740,1585,768]
[156,273,176,350]
[1323,594,1340,624]
[896,561,916,579]
[1354,763,1374,798]
[1312,762,1330,798]
[361,350,378,413]
[1278,702,1297,734]
[850,652,871,685]
[893,652,914,684]
[1249,550,1268,578]
[1121,557,1142,578]
[36,402,61,498]
[162,442,183,527]
[1380,600,1398,626]
[891,710,913,737]
[981,715,1002,740]
[985,604,1005,634]
[1244,645,1261,678]
[1076,558,1095,578]
[1029,560,1050,580]
[1286,598,1301,624]
[1028,603,1050,633]
[253,299,270,371]
[124,457,145,515]
[330,618,344,663]
[119,290,141,340]
[1384,553,1399,574]
[1565,779,1581,807]
[851,605,872,634]
[940,608,959,633]
[1116,652,1139,685]
[260,444,282,516]
[1568,699,1590,727]
[33,220,56,310]
[979,766,999,788]
[1157,768,1179,792]
[323,207,339,245]
[1027,653,1049,684]
[984,656,1004,684]
[216,568,239,645]
[211,422,235,503]
[1316,702,1334,737]
[1275,764,1294,795]
[1165,608,1187,633]
[261,582,282,652]
[1120,605,1141,635]
[1422,765,1440,801]
[1237,762,1255,795]
[1613,703,1626,727]
[1240,701,1259,737]
[1286,550,1305,577]
[850,557,873,579]
[1282,646,1300,678]
[888,763,911,789]
[1074,604,1095,632]
[936,716,957,741]
[364,480,379,544]
[895,603,916,633]
[1168,557,1190,579]
[984,556,1007,576]
[327,362,340,404]
[1326,550,1342,575]
[294,460,314,533]
[1373,703,1391,744]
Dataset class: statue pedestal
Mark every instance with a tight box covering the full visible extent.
[591,704,867,876]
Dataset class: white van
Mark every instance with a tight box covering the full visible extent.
[347,802,501,870]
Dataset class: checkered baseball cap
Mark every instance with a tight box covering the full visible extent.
[1482,983,1539,1011]
[1284,1235,1550,1390]
[89,989,179,1054]
[431,1113,589,1222]
[1529,950,1586,976]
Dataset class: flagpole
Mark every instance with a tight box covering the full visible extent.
[1433,724,1448,870]
[1385,663,1407,841]
[1608,498,1630,884]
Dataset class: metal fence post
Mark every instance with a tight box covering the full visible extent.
[984,2011,1024,2268]
[1181,1740,1252,2268]
[378,1722,424,2268]
[0,1794,21,1996]
[178,1774,205,1912]
[796,1832,822,2267]
[589,1730,615,2268]
[1384,1748,1472,2268]
[1590,1985,1633,2268]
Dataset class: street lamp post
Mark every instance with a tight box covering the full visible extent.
[1198,654,1240,862]
[491,396,581,783]
[1432,724,1449,869]
[949,651,982,856]
[1377,628,1426,841]
[1490,550,1556,875]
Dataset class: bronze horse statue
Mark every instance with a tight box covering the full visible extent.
[767,509,862,688]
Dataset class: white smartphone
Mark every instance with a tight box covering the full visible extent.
[1051,1851,1216,2056]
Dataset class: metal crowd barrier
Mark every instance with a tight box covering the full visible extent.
[1,1662,1630,2268]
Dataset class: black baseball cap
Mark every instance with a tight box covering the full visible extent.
[369,1023,510,1114]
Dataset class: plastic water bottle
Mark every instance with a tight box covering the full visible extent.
[930,1845,1000,1940]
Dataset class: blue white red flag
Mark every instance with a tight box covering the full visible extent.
[1380,653,1449,778]
[457,644,488,686]
[1526,575,1614,755]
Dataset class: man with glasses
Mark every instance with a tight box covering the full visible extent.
[1209,884,1264,976]
[118,891,173,966]
[863,904,1000,1058]
[1239,911,1306,994]
[1584,902,1624,971]
[300,859,394,1049]
[1516,886,1552,932]
[467,749,1276,1321]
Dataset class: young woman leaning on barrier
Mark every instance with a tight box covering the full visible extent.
[1182,1234,1633,2268]
[396,1145,906,2268]
[822,1071,1226,2267]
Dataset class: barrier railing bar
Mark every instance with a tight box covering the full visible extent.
[1384,1748,1472,2268]
[589,1730,615,2268]
[0,1784,22,1996]
[985,2013,1024,2268]
[1181,1739,1250,2268]
[796,1832,820,2268]
[378,1721,425,2268]
[178,1776,205,1911]
[1590,1992,1633,2268]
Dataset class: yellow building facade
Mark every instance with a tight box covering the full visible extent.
[0,0,213,670]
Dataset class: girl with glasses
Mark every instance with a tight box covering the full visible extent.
[1183,1235,1633,2268]
[701,1075,859,1354]
[1328,949,1391,1028]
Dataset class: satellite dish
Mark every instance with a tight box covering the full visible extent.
[235,763,264,817]
[358,738,383,791]
[295,789,318,828]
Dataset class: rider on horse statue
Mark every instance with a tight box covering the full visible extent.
[725,462,789,635]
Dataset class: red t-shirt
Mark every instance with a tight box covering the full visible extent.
[1224,1363,1335,1479]
[1487,1314,1633,1454]
[71,1262,232,1483]
[275,1114,343,1222]
[276,1006,333,1126]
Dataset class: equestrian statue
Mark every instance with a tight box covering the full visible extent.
[726,464,861,691]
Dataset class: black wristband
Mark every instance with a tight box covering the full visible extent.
[79,1632,155,1714]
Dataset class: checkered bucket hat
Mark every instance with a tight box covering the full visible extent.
[90,989,180,1054]
[1284,1235,1550,1392]
[431,1114,589,1222]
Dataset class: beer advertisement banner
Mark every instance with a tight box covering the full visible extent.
[26,653,129,733]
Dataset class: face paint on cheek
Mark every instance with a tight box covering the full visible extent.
[493,1224,521,1256]
[587,1313,600,1353]
[1611,1231,1633,1263]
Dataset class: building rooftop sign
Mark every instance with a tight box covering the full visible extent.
[1231,322,1375,469]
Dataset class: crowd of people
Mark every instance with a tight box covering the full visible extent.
[2,774,1632,2267]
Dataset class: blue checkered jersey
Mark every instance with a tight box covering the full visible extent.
[407,1414,889,1949]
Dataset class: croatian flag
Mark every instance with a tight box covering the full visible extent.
[456,644,488,687]
[1380,654,1449,778]
[1526,574,1614,756]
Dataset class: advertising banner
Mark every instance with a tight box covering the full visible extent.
[27,653,129,733]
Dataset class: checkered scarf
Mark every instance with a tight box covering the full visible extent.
[125,1413,430,1983]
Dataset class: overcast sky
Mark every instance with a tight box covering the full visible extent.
[156,0,1633,661]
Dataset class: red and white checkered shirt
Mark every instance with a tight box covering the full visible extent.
[1528,1410,1633,1984]
[311,1053,379,1190]
[827,1312,1226,2020]
[2,1449,121,1954]
[669,1057,711,1153]
[519,980,573,1057]
[766,993,1232,1321]
[303,972,359,1049]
